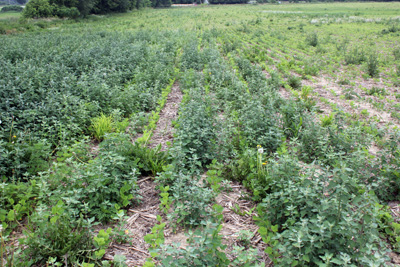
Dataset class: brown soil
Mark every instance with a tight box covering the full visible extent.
[104,178,161,266]
[148,82,183,151]
[216,181,272,266]
[103,83,184,265]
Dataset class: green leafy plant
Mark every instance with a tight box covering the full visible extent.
[144,215,166,255]
[366,52,379,78]
[94,228,112,259]
[306,32,318,47]
[287,75,302,90]
[159,186,172,215]
[155,218,229,266]
[257,156,388,266]
[168,174,215,228]
[320,113,335,127]
[344,46,366,65]
[20,201,94,265]
[231,246,264,267]
[367,87,386,96]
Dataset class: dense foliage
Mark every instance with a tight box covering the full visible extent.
[0,5,23,12]
[22,0,171,18]
[0,31,175,181]
[0,0,27,5]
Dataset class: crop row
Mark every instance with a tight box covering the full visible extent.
[0,30,181,181]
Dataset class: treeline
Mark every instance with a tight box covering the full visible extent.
[23,0,172,18]
[0,0,27,5]
[208,0,247,4]
[1,5,24,12]
[173,0,400,4]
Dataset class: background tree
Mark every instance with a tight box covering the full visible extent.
[76,0,98,17]
[23,0,55,18]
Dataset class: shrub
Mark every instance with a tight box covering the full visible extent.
[238,98,283,152]
[0,5,24,12]
[344,46,366,65]
[180,41,204,71]
[172,89,217,170]
[0,138,51,181]
[0,180,38,232]
[370,136,400,202]
[23,0,55,18]
[55,6,80,18]
[20,201,94,265]
[257,156,389,266]
[306,32,318,47]
[168,174,215,227]
[287,75,302,90]
[298,114,366,165]
[39,145,139,222]
[155,220,229,266]
[366,53,379,78]
[394,47,400,60]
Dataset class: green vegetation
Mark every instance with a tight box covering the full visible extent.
[1,2,400,266]
[0,5,23,12]
[22,0,171,18]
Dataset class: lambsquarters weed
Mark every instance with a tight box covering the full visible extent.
[256,147,389,266]
[145,205,229,267]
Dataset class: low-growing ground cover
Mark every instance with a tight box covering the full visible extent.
[1,2,400,266]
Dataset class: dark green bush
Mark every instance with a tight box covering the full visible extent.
[171,89,218,171]
[257,155,388,266]
[37,139,140,222]
[344,46,366,65]
[55,6,79,18]
[168,174,215,227]
[298,114,367,165]
[22,0,55,18]
[306,32,318,47]
[1,5,24,12]
[0,138,51,181]
[20,202,94,265]
[238,98,283,152]
[180,40,204,71]
[366,52,379,77]
[287,75,302,90]
[156,220,229,266]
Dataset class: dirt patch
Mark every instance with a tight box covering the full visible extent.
[104,178,161,266]
[148,82,183,151]
[104,83,183,265]
[302,76,400,128]
[216,181,272,266]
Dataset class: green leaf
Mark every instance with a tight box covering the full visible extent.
[331,258,344,265]
[95,249,106,259]
[7,210,15,221]
[258,226,267,236]
[265,246,273,255]
[303,254,310,262]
